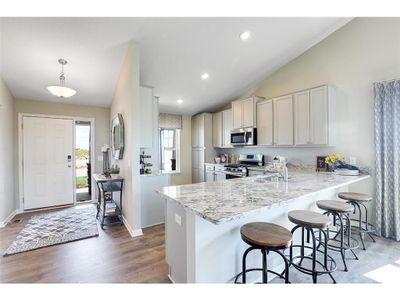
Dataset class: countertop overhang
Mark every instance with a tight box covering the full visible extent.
[156,172,370,225]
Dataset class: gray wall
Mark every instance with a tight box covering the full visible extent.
[0,78,15,224]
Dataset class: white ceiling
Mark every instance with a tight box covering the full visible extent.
[0,17,351,115]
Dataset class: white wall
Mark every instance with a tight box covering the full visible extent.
[171,115,192,185]
[218,18,400,196]
[110,42,142,236]
[0,78,15,225]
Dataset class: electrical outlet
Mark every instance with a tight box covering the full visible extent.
[349,157,357,165]
[175,213,182,226]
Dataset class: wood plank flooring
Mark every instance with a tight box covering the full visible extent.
[0,207,170,283]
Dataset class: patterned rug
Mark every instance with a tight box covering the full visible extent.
[3,205,99,256]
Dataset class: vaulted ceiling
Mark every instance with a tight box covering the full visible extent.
[0,17,351,114]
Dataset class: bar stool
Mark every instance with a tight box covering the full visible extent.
[316,200,359,272]
[288,210,337,283]
[235,222,292,284]
[338,192,376,250]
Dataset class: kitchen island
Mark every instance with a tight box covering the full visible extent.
[156,171,370,283]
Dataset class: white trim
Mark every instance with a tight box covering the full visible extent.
[167,273,176,284]
[0,210,17,228]
[18,113,96,212]
[141,221,165,229]
[122,215,143,237]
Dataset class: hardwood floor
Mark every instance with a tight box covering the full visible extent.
[0,207,170,283]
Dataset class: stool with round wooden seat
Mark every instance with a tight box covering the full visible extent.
[338,192,376,250]
[235,222,292,284]
[288,210,337,283]
[316,200,359,272]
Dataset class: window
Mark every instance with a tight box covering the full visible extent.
[160,129,180,172]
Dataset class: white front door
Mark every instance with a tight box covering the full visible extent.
[23,116,74,210]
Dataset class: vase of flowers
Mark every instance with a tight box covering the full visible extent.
[325,153,343,172]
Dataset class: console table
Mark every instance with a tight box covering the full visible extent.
[93,174,124,229]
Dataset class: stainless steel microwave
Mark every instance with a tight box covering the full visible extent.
[230,128,257,146]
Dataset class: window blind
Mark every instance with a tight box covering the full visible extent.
[159,113,182,129]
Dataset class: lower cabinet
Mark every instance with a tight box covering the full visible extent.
[192,168,205,183]
[214,172,225,181]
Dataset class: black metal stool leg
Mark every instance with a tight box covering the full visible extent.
[262,249,268,283]
[336,213,348,272]
[310,229,317,284]
[241,246,254,283]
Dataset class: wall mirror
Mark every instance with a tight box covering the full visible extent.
[111,113,125,160]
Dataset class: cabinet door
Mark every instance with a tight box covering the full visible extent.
[273,95,294,146]
[310,86,329,145]
[191,115,199,147]
[205,172,215,182]
[242,98,254,128]
[256,100,273,146]
[232,100,243,129]
[294,90,310,145]
[212,112,222,147]
[222,109,232,147]
[140,86,154,148]
[214,172,225,181]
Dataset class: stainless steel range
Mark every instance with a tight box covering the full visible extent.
[224,154,264,179]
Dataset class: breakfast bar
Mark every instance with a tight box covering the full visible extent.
[156,171,370,283]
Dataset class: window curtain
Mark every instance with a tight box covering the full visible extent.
[374,79,400,241]
[159,113,182,129]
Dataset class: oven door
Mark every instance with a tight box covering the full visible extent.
[225,172,246,179]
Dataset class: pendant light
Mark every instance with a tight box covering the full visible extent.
[47,59,77,98]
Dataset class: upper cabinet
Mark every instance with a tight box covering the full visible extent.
[213,109,233,148]
[256,100,273,146]
[222,109,233,147]
[273,95,294,146]
[294,90,310,145]
[212,111,222,147]
[294,85,332,146]
[192,113,213,148]
[232,96,262,129]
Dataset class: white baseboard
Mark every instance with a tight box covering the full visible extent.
[122,215,143,237]
[141,221,165,229]
[0,210,18,228]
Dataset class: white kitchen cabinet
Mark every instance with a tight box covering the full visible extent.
[214,172,225,181]
[140,86,156,148]
[191,113,214,183]
[212,112,222,147]
[273,95,294,146]
[232,100,243,129]
[294,85,332,146]
[256,99,273,146]
[231,97,262,129]
[222,109,232,147]
[294,90,310,145]
[213,109,233,148]
[310,86,329,145]
[193,168,205,183]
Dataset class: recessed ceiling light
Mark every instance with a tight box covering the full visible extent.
[240,31,251,40]
[201,73,209,80]
[177,99,183,104]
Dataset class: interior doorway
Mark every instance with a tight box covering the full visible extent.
[75,121,92,202]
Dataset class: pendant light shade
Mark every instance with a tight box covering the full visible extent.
[47,59,77,98]
[47,85,77,98]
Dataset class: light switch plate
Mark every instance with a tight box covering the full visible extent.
[174,213,181,226]
[349,157,357,165]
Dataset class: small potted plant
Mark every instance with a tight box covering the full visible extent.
[325,153,343,172]
[110,164,120,175]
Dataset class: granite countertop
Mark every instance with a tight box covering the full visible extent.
[156,171,370,225]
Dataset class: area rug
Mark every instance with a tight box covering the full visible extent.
[3,205,98,256]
